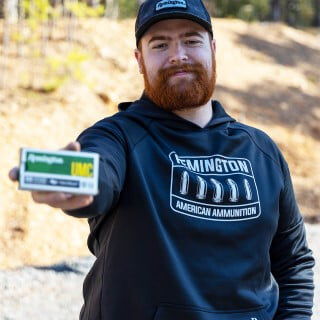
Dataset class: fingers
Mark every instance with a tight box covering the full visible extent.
[8,167,19,182]
[31,191,93,210]
[61,141,81,152]
[57,195,93,211]
[31,191,72,204]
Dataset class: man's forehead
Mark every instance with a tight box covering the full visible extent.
[143,19,207,38]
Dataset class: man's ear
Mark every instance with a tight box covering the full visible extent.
[134,49,144,74]
[211,37,216,54]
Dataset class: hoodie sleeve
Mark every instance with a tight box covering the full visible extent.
[64,119,127,218]
[270,159,315,320]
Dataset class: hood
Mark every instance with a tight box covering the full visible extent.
[118,93,236,131]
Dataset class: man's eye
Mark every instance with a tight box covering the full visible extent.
[185,40,201,45]
[153,43,167,49]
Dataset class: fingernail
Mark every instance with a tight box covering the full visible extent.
[64,193,73,199]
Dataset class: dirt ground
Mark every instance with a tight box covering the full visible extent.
[0,18,319,269]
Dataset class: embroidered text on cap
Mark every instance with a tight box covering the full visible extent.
[156,0,187,11]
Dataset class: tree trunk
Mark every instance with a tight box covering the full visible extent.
[269,0,281,21]
[88,0,99,8]
[1,0,10,88]
[0,0,4,18]
[313,0,320,26]
[16,0,24,56]
[285,0,299,26]
[4,0,18,22]
[105,0,119,18]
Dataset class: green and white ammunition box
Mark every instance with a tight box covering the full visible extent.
[19,148,99,195]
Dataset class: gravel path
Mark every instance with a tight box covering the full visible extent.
[1,223,319,320]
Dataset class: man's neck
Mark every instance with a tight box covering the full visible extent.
[172,100,213,128]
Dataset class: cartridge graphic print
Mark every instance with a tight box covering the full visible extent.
[169,152,261,221]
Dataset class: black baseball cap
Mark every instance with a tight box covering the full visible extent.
[135,0,213,47]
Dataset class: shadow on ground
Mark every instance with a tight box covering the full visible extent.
[34,263,84,274]
[216,82,320,140]
[31,256,95,274]
[235,33,320,84]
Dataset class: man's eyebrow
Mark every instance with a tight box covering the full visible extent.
[148,36,170,45]
[148,32,204,45]
[182,31,204,38]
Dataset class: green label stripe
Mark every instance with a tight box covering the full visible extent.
[25,152,94,177]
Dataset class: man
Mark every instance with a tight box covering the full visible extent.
[9,0,315,319]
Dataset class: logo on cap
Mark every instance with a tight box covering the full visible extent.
[156,0,187,11]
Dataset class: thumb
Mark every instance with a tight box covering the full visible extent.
[61,141,81,152]
[8,166,19,182]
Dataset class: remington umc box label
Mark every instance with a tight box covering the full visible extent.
[19,148,99,195]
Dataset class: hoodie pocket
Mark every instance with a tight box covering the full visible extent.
[153,304,267,320]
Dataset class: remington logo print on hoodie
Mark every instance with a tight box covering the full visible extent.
[169,152,261,221]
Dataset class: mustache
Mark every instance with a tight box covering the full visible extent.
[159,63,205,78]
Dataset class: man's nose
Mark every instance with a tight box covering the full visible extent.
[169,43,188,64]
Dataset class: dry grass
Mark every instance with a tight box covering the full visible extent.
[0,18,319,269]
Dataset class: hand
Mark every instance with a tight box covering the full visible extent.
[8,142,94,211]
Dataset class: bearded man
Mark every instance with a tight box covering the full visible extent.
[9,0,314,319]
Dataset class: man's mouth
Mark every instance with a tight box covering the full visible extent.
[170,70,193,78]
[173,71,188,76]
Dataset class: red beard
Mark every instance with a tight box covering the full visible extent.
[141,53,216,112]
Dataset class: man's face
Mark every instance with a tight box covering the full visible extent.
[135,19,216,111]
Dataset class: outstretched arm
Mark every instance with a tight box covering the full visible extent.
[8,120,127,218]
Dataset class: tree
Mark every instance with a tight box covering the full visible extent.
[269,0,281,21]
[105,0,118,18]
[285,0,299,26]
[313,0,320,26]
[0,0,4,17]
[1,0,19,21]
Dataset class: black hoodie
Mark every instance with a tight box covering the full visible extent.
[66,96,314,320]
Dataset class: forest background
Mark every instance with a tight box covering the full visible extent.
[1,0,320,26]
[0,0,319,269]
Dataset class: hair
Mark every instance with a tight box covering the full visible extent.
[137,40,142,51]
